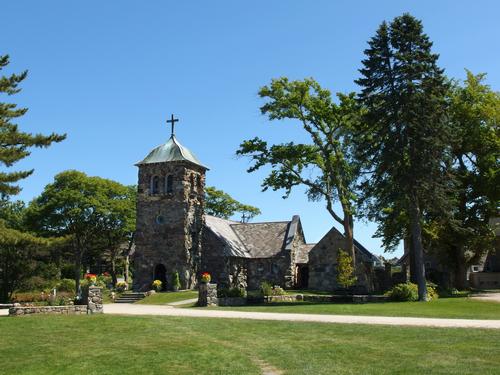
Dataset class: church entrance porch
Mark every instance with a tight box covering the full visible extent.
[153,264,167,291]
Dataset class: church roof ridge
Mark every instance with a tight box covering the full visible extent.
[135,135,209,169]
[230,220,291,226]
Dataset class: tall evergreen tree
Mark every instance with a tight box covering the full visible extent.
[355,14,453,300]
[0,54,65,198]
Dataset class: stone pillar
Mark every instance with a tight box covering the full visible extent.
[198,283,218,307]
[87,286,103,314]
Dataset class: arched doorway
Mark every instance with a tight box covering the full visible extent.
[296,264,309,289]
[153,264,167,291]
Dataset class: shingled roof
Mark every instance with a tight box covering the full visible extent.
[231,221,289,258]
[204,216,292,258]
[204,215,250,258]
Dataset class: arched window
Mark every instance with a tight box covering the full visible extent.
[165,175,173,194]
[151,176,160,194]
[197,174,203,190]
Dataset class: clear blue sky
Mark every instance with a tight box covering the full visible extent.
[2,1,499,257]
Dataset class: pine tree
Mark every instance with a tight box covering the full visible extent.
[355,14,453,301]
[0,55,65,198]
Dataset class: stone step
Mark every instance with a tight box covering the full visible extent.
[114,292,145,304]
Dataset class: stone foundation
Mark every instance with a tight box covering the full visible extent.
[198,283,218,306]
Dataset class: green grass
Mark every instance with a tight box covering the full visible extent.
[0,314,499,374]
[211,297,500,320]
[136,290,198,305]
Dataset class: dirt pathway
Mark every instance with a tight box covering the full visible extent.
[470,292,500,303]
[103,303,500,329]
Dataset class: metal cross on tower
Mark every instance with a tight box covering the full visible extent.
[166,114,179,137]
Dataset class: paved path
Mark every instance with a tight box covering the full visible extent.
[103,303,500,329]
[167,298,198,306]
[470,292,500,303]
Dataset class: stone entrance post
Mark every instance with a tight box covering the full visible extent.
[198,283,218,307]
[87,286,103,314]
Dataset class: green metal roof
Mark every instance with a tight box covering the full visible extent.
[136,135,209,169]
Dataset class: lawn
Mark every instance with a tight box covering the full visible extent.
[0,314,499,374]
[136,290,198,305]
[210,297,500,320]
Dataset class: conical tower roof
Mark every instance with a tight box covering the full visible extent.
[136,135,208,169]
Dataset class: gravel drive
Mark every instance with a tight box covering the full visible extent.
[103,303,500,329]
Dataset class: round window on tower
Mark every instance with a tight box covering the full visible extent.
[155,215,165,225]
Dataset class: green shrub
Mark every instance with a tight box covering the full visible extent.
[386,282,418,301]
[218,287,246,298]
[259,281,285,296]
[427,282,439,301]
[57,278,76,292]
[260,281,273,296]
[171,271,181,291]
[115,281,128,292]
[98,274,112,287]
[19,276,56,292]
[271,286,285,296]
[386,282,439,301]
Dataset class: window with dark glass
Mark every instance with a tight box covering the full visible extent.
[166,175,173,194]
[152,176,160,194]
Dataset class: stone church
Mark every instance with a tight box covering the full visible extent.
[132,122,381,292]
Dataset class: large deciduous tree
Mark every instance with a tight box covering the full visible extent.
[26,171,136,295]
[237,78,361,265]
[355,14,453,300]
[428,71,500,288]
[0,222,49,302]
[205,186,261,221]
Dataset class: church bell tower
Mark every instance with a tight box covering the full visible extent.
[133,115,208,291]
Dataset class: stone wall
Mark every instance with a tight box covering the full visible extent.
[470,272,500,289]
[9,287,103,316]
[246,255,291,290]
[133,161,205,291]
[246,294,389,304]
[9,305,88,316]
[201,229,248,289]
[218,297,246,306]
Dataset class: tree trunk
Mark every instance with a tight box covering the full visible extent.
[454,246,469,290]
[111,252,118,287]
[408,196,428,301]
[408,234,418,284]
[343,214,356,266]
[124,255,130,285]
[74,248,82,297]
